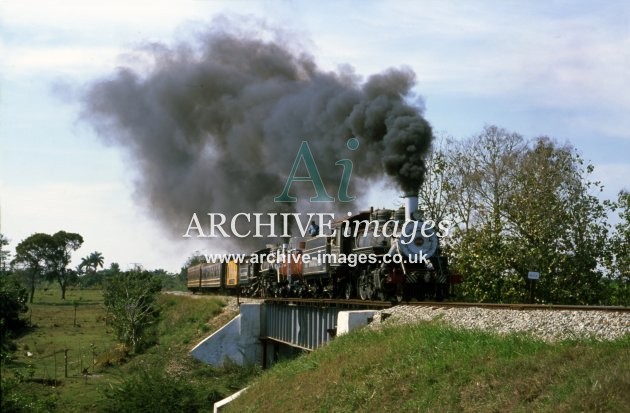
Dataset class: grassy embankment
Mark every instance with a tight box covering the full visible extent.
[2,288,256,412]
[228,321,630,413]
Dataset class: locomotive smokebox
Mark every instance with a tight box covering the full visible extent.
[404,194,419,222]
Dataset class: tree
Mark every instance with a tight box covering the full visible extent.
[606,190,630,305]
[150,269,185,291]
[0,275,28,350]
[79,256,90,274]
[504,139,609,304]
[109,262,121,274]
[0,233,10,273]
[89,251,104,272]
[431,126,610,304]
[103,270,162,353]
[79,251,105,274]
[77,257,115,289]
[12,233,56,303]
[12,231,83,301]
[460,125,525,233]
[179,251,206,284]
[444,126,528,302]
[418,133,458,225]
[48,231,84,300]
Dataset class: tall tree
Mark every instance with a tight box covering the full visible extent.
[79,251,105,274]
[12,233,56,303]
[89,251,105,272]
[606,190,630,305]
[418,133,457,225]
[435,126,609,304]
[446,126,527,302]
[79,256,90,274]
[462,125,525,233]
[504,138,609,303]
[14,232,85,300]
[48,231,84,299]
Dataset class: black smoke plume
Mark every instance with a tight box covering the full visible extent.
[82,18,432,248]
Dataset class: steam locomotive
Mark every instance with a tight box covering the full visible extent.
[187,196,450,301]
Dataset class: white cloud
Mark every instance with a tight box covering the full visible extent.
[4,1,628,111]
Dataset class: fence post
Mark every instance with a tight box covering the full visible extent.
[64,349,68,378]
[91,344,96,371]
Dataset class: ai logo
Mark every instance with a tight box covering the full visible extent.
[274,138,359,203]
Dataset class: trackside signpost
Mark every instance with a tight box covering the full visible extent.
[528,271,540,303]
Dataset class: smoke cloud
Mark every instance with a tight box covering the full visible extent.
[82,17,432,248]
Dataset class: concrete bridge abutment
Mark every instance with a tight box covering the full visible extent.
[190,302,379,368]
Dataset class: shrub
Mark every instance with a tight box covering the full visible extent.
[100,366,220,413]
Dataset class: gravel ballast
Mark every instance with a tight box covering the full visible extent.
[369,305,630,342]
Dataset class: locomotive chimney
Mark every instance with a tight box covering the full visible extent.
[404,194,419,221]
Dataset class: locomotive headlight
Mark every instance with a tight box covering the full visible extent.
[414,237,424,246]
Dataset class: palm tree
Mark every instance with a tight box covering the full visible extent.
[88,252,104,273]
[78,252,104,274]
[79,256,91,274]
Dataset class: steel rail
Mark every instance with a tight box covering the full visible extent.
[404,301,630,312]
[262,297,630,312]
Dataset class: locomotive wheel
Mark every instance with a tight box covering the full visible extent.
[358,272,373,300]
[373,271,386,301]
[344,280,354,300]
[393,287,404,303]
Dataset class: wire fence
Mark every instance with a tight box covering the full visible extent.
[16,343,109,385]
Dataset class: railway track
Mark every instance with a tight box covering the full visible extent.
[405,301,630,312]
[262,297,630,312]
[262,297,392,308]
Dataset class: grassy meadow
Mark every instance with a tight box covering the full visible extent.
[227,321,630,413]
[1,287,257,412]
[4,287,628,412]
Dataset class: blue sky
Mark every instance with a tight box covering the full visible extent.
[1,1,629,272]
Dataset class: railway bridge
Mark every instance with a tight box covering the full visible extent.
[190,299,389,368]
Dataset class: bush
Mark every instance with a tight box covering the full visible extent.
[0,275,28,350]
[0,376,57,413]
[103,271,162,353]
[100,366,220,413]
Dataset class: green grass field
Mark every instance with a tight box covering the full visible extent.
[227,322,630,413]
[2,288,256,412]
[5,288,628,412]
